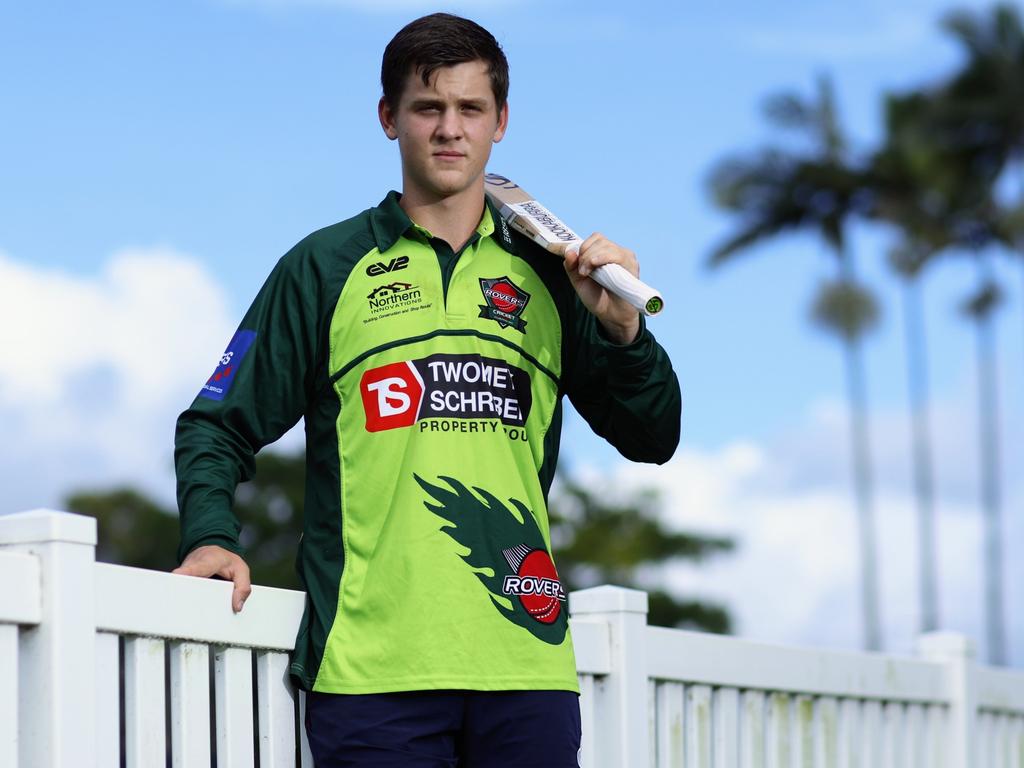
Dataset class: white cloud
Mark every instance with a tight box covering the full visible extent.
[598,395,1023,666]
[0,248,244,512]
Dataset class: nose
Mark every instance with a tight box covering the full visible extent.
[435,108,463,140]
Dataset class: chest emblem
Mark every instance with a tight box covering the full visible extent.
[478,276,530,334]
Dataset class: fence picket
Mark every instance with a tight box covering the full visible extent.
[766,693,791,768]
[170,641,210,768]
[739,690,765,768]
[0,625,16,768]
[95,632,120,768]
[881,702,904,768]
[655,682,684,768]
[649,680,658,768]
[924,704,946,768]
[815,697,839,768]
[904,704,924,768]
[299,690,314,768]
[861,700,883,768]
[1009,716,1024,768]
[257,650,295,768]
[837,699,861,768]
[215,645,255,767]
[124,636,167,767]
[579,675,595,768]
[714,687,740,768]
[686,685,712,767]
[792,695,813,768]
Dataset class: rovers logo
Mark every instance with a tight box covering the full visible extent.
[478,276,530,333]
[416,475,568,645]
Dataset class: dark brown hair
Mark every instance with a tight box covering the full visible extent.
[381,13,509,111]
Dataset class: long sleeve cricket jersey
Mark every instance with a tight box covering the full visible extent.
[175,191,681,694]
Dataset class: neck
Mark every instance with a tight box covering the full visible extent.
[398,180,485,251]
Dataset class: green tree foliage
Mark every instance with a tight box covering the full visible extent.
[548,470,734,633]
[67,451,735,633]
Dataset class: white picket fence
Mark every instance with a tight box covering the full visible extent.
[1,509,1022,767]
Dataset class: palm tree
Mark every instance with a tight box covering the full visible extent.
[707,76,884,651]
[903,6,1022,664]
[865,91,957,637]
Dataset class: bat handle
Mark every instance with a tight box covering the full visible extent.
[590,263,665,316]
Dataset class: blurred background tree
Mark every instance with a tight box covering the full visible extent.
[67,451,735,633]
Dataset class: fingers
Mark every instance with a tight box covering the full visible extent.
[172,545,252,613]
[572,233,638,279]
[228,561,253,614]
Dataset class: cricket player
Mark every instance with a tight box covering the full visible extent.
[174,13,680,766]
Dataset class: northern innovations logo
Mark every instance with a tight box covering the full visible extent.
[367,281,422,312]
[360,353,532,437]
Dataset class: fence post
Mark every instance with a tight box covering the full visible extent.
[917,631,976,768]
[570,585,649,768]
[0,510,98,768]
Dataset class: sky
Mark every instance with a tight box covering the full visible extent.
[1,0,1022,666]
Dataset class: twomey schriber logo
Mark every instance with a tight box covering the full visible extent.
[478,276,530,333]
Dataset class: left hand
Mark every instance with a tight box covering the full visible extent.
[564,233,641,344]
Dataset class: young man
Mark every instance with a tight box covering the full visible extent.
[174,13,680,767]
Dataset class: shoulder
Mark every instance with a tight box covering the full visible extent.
[284,208,378,270]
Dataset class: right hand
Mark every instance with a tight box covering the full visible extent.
[173,545,252,613]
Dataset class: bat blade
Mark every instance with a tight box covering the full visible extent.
[484,173,664,316]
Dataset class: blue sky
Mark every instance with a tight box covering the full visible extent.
[1,0,1021,663]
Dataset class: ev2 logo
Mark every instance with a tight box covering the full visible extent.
[366,256,409,276]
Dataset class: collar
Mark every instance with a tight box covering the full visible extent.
[369,190,518,255]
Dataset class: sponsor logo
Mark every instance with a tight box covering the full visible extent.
[417,475,570,645]
[360,354,532,434]
[367,281,421,309]
[478,276,530,333]
[199,329,256,401]
[365,255,409,276]
[363,281,428,324]
[502,545,566,624]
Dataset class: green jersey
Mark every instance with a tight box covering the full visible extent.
[175,191,680,694]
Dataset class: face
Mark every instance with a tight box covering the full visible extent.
[379,60,508,202]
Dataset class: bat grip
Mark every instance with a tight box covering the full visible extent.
[590,263,664,316]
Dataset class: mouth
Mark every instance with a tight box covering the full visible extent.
[433,151,465,161]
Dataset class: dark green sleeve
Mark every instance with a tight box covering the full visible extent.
[174,246,323,563]
[563,302,681,464]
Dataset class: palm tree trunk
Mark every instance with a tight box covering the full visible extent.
[838,256,882,652]
[900,277,939,633]
[843,332,883,651]
[973,257,1006,665]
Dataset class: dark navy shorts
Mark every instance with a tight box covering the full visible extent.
[305,689,582,767]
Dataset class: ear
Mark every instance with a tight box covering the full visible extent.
[492,101,509,144]
[378,97,399,141]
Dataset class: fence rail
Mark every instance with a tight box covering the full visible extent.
[1,509,1021,767]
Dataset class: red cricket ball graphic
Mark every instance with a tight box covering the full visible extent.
[502,545,565,625]
[489,281,519,314]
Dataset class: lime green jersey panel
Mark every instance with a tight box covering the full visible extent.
[315,228,574,693]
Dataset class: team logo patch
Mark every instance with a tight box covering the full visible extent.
[416,475,569,644]
[199,329,256,401]
[478,276,530,333]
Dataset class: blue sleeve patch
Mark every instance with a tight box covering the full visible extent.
[199,329,257,401]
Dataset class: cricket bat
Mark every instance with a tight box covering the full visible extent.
[484,173,664,316]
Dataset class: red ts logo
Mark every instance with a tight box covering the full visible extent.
[360,361,424,432]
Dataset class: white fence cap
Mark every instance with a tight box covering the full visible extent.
[569,585,648,615]
[0,509,97,546]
